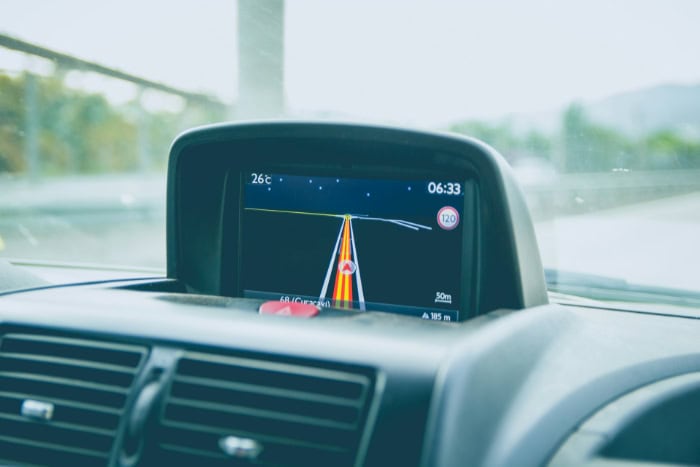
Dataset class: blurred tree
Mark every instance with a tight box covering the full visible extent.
[0,71,226,176]
[0,74,25,171]
[523,130,553,161]
[451,120,512,162]
[449,120,553,163]
[644,130,700,169]
[561,103,633,172]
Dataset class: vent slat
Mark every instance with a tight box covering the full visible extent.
[159,427,350,467]
[1,334,144,367]
[1,352,137,373]
[159,439,348,467]
[164,403,355,447]
[0,330,147,467]
[0,413,115,437]
[0,391,122,415]
[160,419,350,453]
[0,371,130,394]
[0,417,114,452]
[0,395,120,431]
[178,355,369,399]
[173,373,364,406]
[0,435,107,467]
[159,352,374,467]
[168,395,356,429]
[160,442,226,460]
[0,374,127,408]
[168,388,360,426]
[0,354,135,387]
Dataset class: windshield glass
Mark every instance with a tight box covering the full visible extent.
[2,0,699,302]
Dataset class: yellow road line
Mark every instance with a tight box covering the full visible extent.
[333,214,354,308]
[245,208,342,218]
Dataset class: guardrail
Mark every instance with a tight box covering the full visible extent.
[519,169,700,220]
[0,34,226,110]
[0,33,228,177]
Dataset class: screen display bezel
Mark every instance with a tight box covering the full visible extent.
[169,122,549,319]
[221,164,478,321]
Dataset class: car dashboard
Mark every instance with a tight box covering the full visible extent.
[1,122,700,467]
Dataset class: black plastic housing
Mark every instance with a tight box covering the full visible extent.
[166,121,547,318]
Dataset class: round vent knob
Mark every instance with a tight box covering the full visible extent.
[218,435,263,460]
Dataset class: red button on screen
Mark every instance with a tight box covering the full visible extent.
[258,301,320,318]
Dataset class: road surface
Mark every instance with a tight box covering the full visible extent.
[535,191,700,291]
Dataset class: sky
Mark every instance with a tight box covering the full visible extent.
[2,0,700,126]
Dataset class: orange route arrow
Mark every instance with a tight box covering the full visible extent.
[332,215,354,308]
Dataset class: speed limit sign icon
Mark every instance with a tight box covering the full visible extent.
[437,206,460,230]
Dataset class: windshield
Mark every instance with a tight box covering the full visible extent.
[2,0,699,303]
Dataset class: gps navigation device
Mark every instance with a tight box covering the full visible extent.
[167,122,548,321]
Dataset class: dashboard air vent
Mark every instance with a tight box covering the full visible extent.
[158,352,375,466]
[0,332,147,466]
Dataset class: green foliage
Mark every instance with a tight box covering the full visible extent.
[0,74,26,171]
[562,103,634,172]
[450,103,699,173]
[448,120,553,163]
[0,71,226,176]
[2,69,697,176]
[644,130,700,169]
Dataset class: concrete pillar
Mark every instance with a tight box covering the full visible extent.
[237,0,285,119]
[23,72,39,178]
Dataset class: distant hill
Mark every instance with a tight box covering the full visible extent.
[586,83,700,137]
[502,83,700,138]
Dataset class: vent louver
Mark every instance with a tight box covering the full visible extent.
[0,332,147,466]
[158,352,375,466]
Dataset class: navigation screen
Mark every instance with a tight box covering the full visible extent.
[241,172,465,321]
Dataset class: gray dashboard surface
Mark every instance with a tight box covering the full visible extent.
[2,285,700,466]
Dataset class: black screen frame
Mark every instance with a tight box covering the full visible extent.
[168,122,548,321]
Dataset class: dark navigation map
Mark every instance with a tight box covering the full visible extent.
[241,172,465,321]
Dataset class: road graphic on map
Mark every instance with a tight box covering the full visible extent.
[245,208,432,310]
